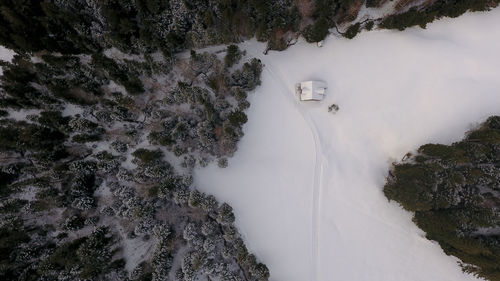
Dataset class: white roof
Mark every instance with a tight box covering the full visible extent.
[300,80,327,101]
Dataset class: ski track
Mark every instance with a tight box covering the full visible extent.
[246,44,442,281]
[246,47,325,281]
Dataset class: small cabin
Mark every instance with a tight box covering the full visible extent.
[295,80,327,101]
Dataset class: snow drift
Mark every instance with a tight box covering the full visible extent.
[194,9,500,281]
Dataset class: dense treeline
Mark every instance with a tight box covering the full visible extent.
[0,0,305,54]
[385,116,500,281]
[1,0,499,54]
[0,0,410,55]
[381,0,500,30]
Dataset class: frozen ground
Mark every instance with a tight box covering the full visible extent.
[194,8,500,281]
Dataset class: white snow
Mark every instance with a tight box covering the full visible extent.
[6,109,42,122]
[0,46,15,62]
[104,47,144,62]
[105,80,128,95]
[194,8,500,281]
[353,1,396,23]
[121,235,154,272]
[62,103,85,117]
[0,45,16,76]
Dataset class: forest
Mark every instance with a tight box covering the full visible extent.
[385,117,500,281]
[0,0,268,277]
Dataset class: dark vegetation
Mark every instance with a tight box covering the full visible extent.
[1,0,496,51]
[344,23,361,39]
[0,0,305,55]
[366,0,385,8]
[0,0,399,54]
[225,45,245,68]
[381,0,500,31]
[0,1,267,280]
[302,0,362,42]
[0,43,265,279]
[303,16,331,43]
[385,116,500,281]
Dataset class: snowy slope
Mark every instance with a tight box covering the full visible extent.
[194,9,500,281]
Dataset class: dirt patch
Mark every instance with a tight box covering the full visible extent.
[338,0,364,23]
[395,0,435,12]
[295,0,315,29]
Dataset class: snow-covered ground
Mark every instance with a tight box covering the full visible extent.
[194,8,500,281]
[0,45,15,75]
[0,45,15,61]
[353,1,396,24]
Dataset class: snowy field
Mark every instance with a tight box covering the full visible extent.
[194,8,500,281]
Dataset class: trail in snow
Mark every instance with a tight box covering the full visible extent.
[254,56,324,281]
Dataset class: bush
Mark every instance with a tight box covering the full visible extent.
[217,158,228,168]
[344,23,360,39]
[0,121,66,153]
[91,53,144,95]
[365,21,374,31]
[366,0,384,8]
[380,8,435,31]
[224,45,243,68]
[303,16,329,43]
[72,133,101,143]
[38,111,70,131]
[384,164,437,211]
[132,149,163,164]
[227,111,248,128]
[77,227,115,278]
[231,58,263,90]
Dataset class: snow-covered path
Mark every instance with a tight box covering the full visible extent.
[195,8,500,281]
[248,54,325,281]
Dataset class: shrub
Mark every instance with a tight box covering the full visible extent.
[38,111,70,131]
[0,122,66,152]
[303,16,329,43]
[380,8,435,31]
[76,227,115,278]
[91,53,144,95]
[384,163,437,211]
[224,45,243,68]
[217,203,235,225]
[231,58,263,90]
[217,158,228,168]
[344,23,360,39]
[366,0,384,8]
[227,110,248,128]
[132,149,163,164]
[365,21,374,31]
[72,133,101,143]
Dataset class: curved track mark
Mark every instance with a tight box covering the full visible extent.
[245,47,325,281]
